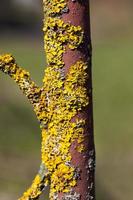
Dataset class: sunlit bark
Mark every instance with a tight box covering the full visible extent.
[0,1,95,200]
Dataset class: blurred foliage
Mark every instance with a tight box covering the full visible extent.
[0,0,42,32]
[0,1,133,200]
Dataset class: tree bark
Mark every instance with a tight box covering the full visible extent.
[43,0,95,200]
[0,1,95,199]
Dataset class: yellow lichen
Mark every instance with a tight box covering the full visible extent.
[43,0,68,16]
[42,60,89,198]
[0,0,90,199]
[18,174,49,200]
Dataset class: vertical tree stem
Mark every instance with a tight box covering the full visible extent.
[43,0,95,200]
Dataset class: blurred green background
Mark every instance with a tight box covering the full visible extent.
[0,0,133,199]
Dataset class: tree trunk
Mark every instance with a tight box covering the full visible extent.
[43,0,95,200]
[0,1,95,199]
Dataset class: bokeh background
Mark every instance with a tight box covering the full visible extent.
[0,0,133,199]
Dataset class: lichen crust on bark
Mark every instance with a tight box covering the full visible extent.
[0,0,95,200]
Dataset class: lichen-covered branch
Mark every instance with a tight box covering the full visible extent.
[18,163,50,200]
[0,54,50,199]
[0,0,95,199]
[41,0,95,199]
[0,54,41,106]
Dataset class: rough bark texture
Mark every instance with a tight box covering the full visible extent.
[0,0,95,200]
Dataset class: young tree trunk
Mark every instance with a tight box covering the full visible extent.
[0,0,95,200]
[43,0,95,200]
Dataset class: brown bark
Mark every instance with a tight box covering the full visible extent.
[61,1,95,200]
[0,1,95,200]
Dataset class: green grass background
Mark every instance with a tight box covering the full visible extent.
[0,2,133,200]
